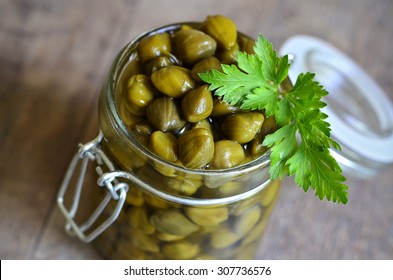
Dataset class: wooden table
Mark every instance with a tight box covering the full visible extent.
[1,0,392,260]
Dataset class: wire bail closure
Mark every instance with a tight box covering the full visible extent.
[57,132,129,243]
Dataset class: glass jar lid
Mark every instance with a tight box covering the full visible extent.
[279,35,393,178]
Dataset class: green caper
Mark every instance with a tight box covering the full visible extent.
[143,55,174,76]
[232,194,260,216]
[137,32,172,64]
[248,115,278,156]
[124,74,156,115]
[149,130,178,163]
[130,229,159,253]
[155,231,184,242]
[178,128,214,169]
[191,56,222,82]
[165,175,202,195]
[210,140,245,169]
[191,119,213,134]
[221,112,265,144]
[119,101,144,127]
[185,206,228,226]
[125,186,145,206]
[217,43,239,64]
[162,240,200,260]
[128,121,153,147]
[260,180,281,206]
[179,24,193,31]
[137,163,177,193]
[248,130,267,157]
[149,209,199,236]
[218,181,243,196]
[151,66,196,98]
[233,205,262,237]
[112,139,147,169]
[241,215,269,247]
[210,226,241,249]
[211,97,238,117]
[144,192,170,209]
[203,15,237,50]
[127,207,155,234]
[146,97,186,133]
[238,36,255,54]
[181,85,213,123]
[260,115,278,135]
[173,29,217,65]
[190,118,220,141]
[153,163,177,178]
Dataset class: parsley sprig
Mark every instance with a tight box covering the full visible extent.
[199,35,348,204]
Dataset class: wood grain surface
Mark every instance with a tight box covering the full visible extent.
[1,0,392,260]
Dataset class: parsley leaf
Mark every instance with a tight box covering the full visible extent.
[200,52,271,106]
[200,34,348,204]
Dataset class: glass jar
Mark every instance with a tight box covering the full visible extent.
[57,22,281,260]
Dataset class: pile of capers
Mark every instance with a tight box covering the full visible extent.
[93,15,281,260]
[119,15,278,172]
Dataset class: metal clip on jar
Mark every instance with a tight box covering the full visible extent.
[57,23,281,260]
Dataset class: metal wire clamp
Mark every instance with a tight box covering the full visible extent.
[57,132,129,243]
